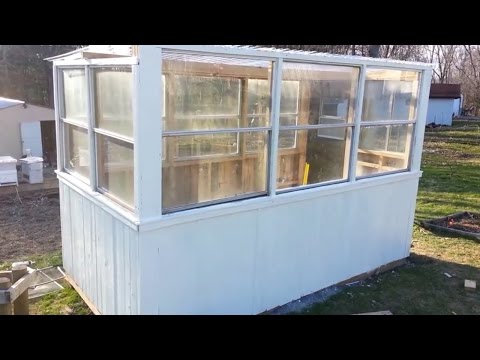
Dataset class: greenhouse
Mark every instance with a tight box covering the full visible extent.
[49,45,432,314]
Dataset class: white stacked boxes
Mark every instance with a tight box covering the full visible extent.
[0,156,18,186]
[19,156,44,184]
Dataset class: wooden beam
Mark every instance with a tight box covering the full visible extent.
[8,270,36,303]
[64,274,101,315]
[81,52,129,60]
[12,265,29,315]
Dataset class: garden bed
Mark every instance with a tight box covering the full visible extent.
[422,212,480,240]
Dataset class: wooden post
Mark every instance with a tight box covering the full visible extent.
[0,278,12,315]
[12,265,29,315]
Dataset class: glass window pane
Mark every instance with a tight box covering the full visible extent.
[63,123,89,182]
[277,128,351,190]
[281,62,359,126]
[362,69,420,121]
[97,134,134,207]
[162,51,272,131]
[162,131,268,211]
[61,69,87,123]
[94,67,133,138]
[247,79,270,118]
[280,81,300,114]
[357,124,413,177]
[175,76,240,116]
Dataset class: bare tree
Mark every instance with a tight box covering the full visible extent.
[425,45,459,83]
[455,45,480,115]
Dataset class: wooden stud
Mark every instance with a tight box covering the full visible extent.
[12,265,29,315]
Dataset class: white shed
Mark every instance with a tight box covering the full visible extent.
[0,97,55,161]
[49,45,433,315]
[426,83,462,126]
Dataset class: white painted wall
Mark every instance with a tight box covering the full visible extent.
[0,104,54,159]
[138,175,419,314]
[426,98,456,126]
[59,181,140,315]
[60,172,420,315]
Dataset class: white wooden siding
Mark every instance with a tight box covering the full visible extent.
[138,175,420,315]
[59,181,139,314]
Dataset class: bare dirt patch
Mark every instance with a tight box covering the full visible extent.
[439,212,480,234]
[0,189,61,262]
[422,212,480,240]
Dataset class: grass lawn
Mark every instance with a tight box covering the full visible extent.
[1,121,478,315]
[300,120,480,315]
[0,250,92,315]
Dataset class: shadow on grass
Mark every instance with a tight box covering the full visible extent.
[293,254,480,315]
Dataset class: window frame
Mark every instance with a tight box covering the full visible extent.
[91,65,135,210]
[161,54,277,213]
[56,63,136,211]
[356,67,422,180]
[275,60,361,193]
[58,66,91,184]
[53,46,432,222]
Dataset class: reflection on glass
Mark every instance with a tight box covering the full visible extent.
[94,67,133,138]
[362,69,420,121]
[174,132,239,158]
[357,124,413,177]
[62,69,87,122]
[97,134,134,206]
[64,123,89,182]
[277,128,351,190]
[279,62,358,151]
[280,81,300,114]
[281,62,358,126]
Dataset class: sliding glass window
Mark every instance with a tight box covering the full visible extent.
[357,69,420,177]
[161,52,273,213]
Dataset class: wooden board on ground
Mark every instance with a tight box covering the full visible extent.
[353,310,393,315]
[465,280,476,289]
[64,274,101,315]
